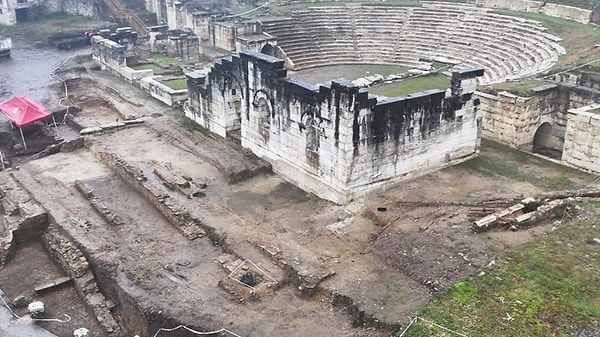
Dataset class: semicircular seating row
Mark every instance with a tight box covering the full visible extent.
[261,4,565,85]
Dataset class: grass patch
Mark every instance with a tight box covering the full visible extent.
[458,139,592,190]
[369,74,450,97]
[0,13,107,44]
[151,52,182,66]
[291,64,408,84]
[162,78,188,90]
[177,114,209,135]
[401,215,600,336]
[478,80,548,97]
[63,54,93,68]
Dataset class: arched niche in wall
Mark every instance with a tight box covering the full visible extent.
[261,44,275,56]
[218,71,245,119]
[252,90,274,142]
[300,110,323,152]
[532,122,562,159]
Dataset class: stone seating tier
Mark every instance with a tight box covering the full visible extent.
[261,5,564,84]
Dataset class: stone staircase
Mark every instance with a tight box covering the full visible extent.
[101,0,147,36]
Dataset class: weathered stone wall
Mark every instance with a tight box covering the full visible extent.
[481,0,592,23]
[0,174,49,266]
[0,0,43,25]
[236,36,277,55]
[42,225,123,336]
[591,5,600,25]
[542,3,592,23]
[209,21,266,52]
[478,84,563,150]
[189,13,212,40]
[478,83,600,153]
[42,0,98,17]
[563,104,600,173]
[149,30,200,62]
[210,22,236,51]
[578,72,600,89]
[139,76,188,106]
[92,35,128,72]
[186,51,483,203]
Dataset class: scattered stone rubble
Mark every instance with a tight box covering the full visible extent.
[351,67,434,88]
[88,147,208,240]
[0,175,48,266]
[472,190,597,231]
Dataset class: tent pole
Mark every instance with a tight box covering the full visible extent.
[52,116,60,137]
[19,128,27,150]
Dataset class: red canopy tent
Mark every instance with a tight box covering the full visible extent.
[0,96,58,149]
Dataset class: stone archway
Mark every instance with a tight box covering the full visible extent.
[532,122,562,159]
[261,44,275,56]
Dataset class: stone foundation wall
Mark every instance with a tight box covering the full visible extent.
[186,51,484,203]
[0,174,49,266]
[139,76,188,106]
[563,104,600,173]
[42,224,123,336]
[478,85,562,150]
[45,0,98,17]
[150,31,200,63]
[478,83,600,152]
[88,146,212,241]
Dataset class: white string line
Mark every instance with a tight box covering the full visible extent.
[398,316,470,337]
[417,317,470,337]
[397,316,418,336]
[152,325,242,337]
[32,314,71,323]
[0,289,20,318]
[227,259,278,292]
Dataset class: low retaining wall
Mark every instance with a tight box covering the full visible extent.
[139,76,188,106]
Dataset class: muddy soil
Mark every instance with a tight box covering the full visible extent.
[0,56,594,337]
[0,43,90,104]
[0,239,108,337]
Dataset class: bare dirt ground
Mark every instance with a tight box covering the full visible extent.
[0,63,595,337]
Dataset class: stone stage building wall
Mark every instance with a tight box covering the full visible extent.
[185,51,484,203]
[478,83,600,174]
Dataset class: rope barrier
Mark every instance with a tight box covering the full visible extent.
[0,289,19,319]
[398,316,470,337]
[152,325,242,337]
[32,314,71,323]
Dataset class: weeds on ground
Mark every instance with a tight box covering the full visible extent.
[150,52,182,66]
[162,78,188,90]
[0,13,106,44]
[369,74,450,97]
[458,139,591,191]
[400,211,600,336]
[177,115,209,135]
